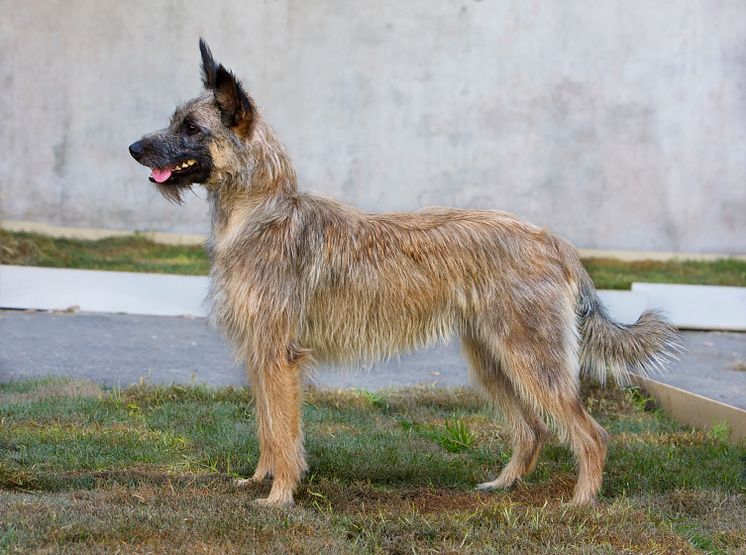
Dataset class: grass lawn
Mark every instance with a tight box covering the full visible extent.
[0,230,209,276]
[2,229,746,290]
[1,378,743,553]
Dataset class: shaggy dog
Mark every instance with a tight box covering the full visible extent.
[129,40,677,507]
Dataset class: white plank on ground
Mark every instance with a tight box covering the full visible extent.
[596,290,649,325]
[1,265,653,324]
[632,283,746,331]
[0,265,208,317]
[4,266,744,330]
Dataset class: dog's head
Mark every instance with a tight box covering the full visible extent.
[129,39,255,202]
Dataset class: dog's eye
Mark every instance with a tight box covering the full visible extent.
[185,122,201,135]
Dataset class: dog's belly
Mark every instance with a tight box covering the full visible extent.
[300,285,459,365]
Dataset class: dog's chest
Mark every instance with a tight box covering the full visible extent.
[204,235,262,332]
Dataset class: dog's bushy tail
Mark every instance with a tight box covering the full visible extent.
[577,283,680,385]
[554,236,680,385]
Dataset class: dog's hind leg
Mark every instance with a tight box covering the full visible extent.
[247,346,309,507]
[463,336,549,490]
[485,321,608,505]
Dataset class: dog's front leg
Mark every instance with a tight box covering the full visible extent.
[247,351,307,507]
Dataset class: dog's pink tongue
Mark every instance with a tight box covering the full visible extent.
[151,167,172,183]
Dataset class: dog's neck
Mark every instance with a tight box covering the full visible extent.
[207,120,298,249]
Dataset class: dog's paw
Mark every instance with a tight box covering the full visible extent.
[475,477,515,491]
[569,492,599,507]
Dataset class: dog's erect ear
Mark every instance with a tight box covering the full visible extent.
[213,66,254,136]
[199,38,254,137]
[200,38,218,89]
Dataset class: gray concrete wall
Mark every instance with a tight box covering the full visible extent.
[1,1,745,254]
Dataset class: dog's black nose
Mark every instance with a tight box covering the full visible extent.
[129,141,144,160]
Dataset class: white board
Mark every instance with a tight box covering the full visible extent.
[2,266,743,330]
[632,283,746,331]
[0,265,209,317]
[1,265,649,324]
[597,290,650,325]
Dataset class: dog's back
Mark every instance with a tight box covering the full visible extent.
[293,199,572,364]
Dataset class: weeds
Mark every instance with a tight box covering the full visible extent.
[708,422,731,442]
[625,386,658,414]
[439,418,476,453]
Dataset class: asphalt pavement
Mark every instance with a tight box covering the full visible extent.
[1,310,744,409]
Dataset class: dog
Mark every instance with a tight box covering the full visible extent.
[129,39,678,507]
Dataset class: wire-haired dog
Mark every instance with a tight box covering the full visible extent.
[129,40,678,507]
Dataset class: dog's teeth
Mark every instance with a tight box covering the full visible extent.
[187,160,196,166]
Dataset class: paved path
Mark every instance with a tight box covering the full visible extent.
[1,310,745,409]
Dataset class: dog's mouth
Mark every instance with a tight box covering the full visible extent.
[149,159,199,184]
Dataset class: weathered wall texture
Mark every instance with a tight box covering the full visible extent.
[1,1,745,253]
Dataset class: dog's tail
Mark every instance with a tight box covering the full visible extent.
[554,236,680,385]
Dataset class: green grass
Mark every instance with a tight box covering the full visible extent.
[1,378,744,553]
[582,257,746,290]
[3,229,746,289]
[0,230,208,275]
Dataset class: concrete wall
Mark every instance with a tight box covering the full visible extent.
[1,1,745,254]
